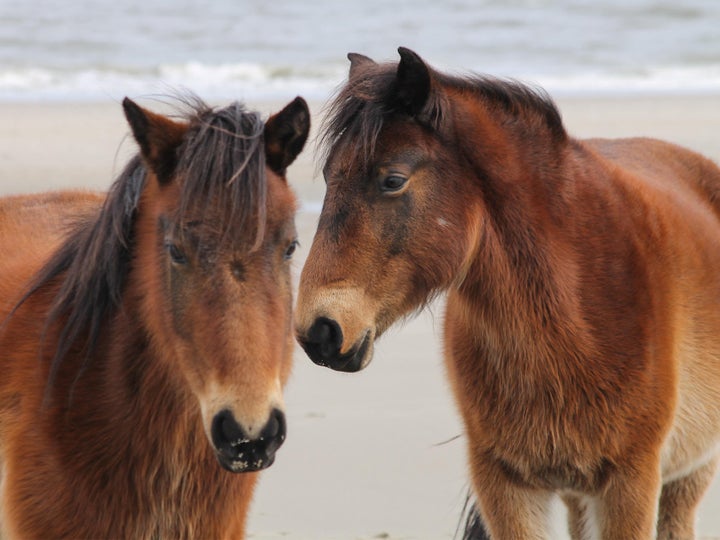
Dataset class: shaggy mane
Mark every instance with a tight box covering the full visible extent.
[321,61,566,170]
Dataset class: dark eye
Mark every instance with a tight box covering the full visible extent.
[166,243,187,264]
[380,175,408,193]
[284,240,299,260]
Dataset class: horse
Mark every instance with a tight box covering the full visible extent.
[295,47,720,539]
[0,94,309,539]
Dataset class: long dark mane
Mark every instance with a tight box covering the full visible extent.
[321,61,566,170]
[13,96,268,393]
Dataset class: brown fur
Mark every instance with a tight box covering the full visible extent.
[0,95,309,539]
[295,48,720,539]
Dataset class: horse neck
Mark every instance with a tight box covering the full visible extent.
[448,94,591,366]
[446,87,567,188]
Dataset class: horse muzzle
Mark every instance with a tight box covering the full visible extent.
[210,408,286,472]
[296,316,374,372]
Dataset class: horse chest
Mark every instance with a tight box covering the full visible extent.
[125,460,244,538]
[106,470,244,540]
[477,400,612,493]
[444,311,615,493]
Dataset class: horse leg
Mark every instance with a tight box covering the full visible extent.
[562,494,597,540]
[657,455,719,540]
[475,485,554,539]
[470,459,554,539]
[596,453,662,539]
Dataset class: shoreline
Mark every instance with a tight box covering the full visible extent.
[1,95,719,539]
[1,94,719,197]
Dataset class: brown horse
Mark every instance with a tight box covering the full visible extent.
[295,47,720,539]
[0,94,309,539]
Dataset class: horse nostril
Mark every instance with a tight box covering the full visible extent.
[212,409,246,450]
[302,317,343,363]
[261,409,286,447]
[210,408,287,473]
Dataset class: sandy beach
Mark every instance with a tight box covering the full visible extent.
[1,95,719,539]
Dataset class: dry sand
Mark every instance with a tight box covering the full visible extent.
[1,95,719,539]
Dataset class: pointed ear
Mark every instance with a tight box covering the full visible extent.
[264,96,310,176]
[122,97,187,184]
[347,52,376,79]
[395,47,431,116]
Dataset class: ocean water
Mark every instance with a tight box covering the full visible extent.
[1,0,719,102]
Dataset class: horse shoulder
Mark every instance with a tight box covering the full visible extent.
[580,137,720,480]
[0,190,103,247]
[574,137,720,311]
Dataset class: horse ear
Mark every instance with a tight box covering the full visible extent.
[122,98,187,184]
[395,47,431,116]
[264,96,310,176]
[347,52,376,79]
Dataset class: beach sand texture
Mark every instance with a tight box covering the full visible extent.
[1,96,719,539]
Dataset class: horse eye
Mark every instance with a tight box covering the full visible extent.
[166,243,187,264]
[380,175,408,193]
[284,240,299,260]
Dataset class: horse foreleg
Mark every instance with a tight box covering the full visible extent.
[657,454,719,540]
[562,494,597,540]
[470,458,554,539]
[596,454,662,540]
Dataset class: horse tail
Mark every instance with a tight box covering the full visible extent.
[458,491,491,540]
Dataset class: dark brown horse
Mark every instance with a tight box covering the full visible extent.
[295,47,720,539]
[0,95,309,539]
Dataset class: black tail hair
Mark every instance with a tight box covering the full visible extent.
[460,492,491,540]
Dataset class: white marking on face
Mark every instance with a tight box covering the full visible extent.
[437,217,449,227]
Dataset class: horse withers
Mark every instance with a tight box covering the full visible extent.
[0,95,309,539]
[295,48,720,539]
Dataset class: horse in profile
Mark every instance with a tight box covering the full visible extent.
[0,94,309,539]
[295,47,720,539]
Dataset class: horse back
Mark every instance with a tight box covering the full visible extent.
[0,191,103,316]
[585,137,720,220]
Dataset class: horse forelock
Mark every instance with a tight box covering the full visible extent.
[321,63,427,172]
[16,96,271,397]
[175,100,268,251]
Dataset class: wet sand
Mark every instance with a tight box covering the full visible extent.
[1,95,719,539]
